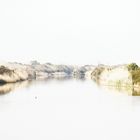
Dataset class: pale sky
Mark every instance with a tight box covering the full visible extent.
[0,0,140,65]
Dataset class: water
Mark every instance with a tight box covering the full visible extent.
[0,79,140,140]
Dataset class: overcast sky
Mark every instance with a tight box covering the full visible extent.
[0,0,140,65]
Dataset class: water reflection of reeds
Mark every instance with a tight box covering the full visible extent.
[132,87,140,96]
[95,83,140,96]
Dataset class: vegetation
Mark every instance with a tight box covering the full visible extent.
[0,66,13,75]
[127,63,140,84]
[127,63,139,71]
[91,66,105,81]
[131,70,140,84]
[92,63,140,85]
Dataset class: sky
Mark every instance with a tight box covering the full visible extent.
[0,0,140,65]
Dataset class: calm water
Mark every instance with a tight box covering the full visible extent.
[0,79,140,140]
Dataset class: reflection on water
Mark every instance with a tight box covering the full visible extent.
[1,76,140,140]
[0,75,140,96]
[0,81,138,96]
[96,84,140,96]
[0,77,140,96]
[0,81,33,95]
[0,76,86,95]
[132,88,140,96]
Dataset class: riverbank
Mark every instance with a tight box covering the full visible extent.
[1,61,140,96]
[91,63,140,95]
[0,61,95,83]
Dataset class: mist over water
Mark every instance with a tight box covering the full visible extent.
[0,0,140,139]
[0,79,140,139]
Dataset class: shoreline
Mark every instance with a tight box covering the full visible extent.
[0,61,140,95]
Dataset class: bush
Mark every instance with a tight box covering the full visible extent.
[127,63,139,71]
[127,63,140,84]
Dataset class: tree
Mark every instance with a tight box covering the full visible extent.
[127,63,139,71]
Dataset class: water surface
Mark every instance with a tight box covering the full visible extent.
[0,79,140,140]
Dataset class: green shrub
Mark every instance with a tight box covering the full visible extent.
[127,63,139,71]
